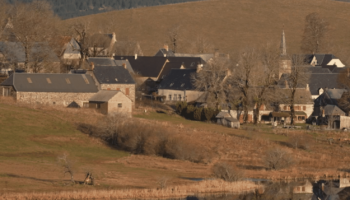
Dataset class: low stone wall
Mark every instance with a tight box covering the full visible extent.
[16,92,96,107]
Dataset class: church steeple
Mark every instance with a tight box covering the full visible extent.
[280,30,287,56]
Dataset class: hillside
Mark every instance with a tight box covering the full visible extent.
[6,0,203,19]
[65,0,350,60]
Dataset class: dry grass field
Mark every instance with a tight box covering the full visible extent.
[1,98,350,198]
[65,0,350,61]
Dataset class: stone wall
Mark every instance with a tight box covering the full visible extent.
[16,91,96,107]
[100,84,135,105]
[340,116,350,130]
[89,92,132,117]
[108,92,132,117]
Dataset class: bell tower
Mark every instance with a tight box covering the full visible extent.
[279,30,291,79]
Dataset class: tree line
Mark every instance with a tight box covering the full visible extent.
[5,0,203,19]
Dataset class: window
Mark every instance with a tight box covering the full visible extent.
[179,94,182,101]
[65,78,71,84]
[82,74,89,84]
[3,88,9,96]
[298,116,305,121]
[174,94,177,101]
[107,88,111,90]
[125,88,129,95]
[83,102,89,108]
[96,104,100,109]
[302,187,305,192]
[118,103,122,108]
[116,88,120,91]
[303,106,306,111]
[27,77,32,83]
[168,95,172,100]
[46,78,52,84]
[283,106,287,110]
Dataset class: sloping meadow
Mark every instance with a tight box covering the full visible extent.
[77,115,215,163]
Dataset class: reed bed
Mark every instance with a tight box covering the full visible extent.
[0,180,261,200]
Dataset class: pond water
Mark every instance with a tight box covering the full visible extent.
[163,178,350,200]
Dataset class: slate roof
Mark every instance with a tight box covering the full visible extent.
[325,88,347,99]
[88,57,116,66]
[158,57,204,80]
[174,53,214,62]
[301,54,338,67]
[277,88,313,104]
[89,90,120,102]
[0,42,60,63]
[308,73,341,95]
[114,56,167,78]
[93,66,135,84]
[1,73,98,93]
[324,104,345,116]
[305,66,332,73]
[154,48,175,57]
[158,69,197,90]
[216,111,231,118]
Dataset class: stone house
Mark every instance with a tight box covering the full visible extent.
[89,90,132,117]
[90,65,136,106]
[0,73,98,107]
[215,111,240,128]
[61,37,81,65]
[158,68,204,102]
[114,55,204,95]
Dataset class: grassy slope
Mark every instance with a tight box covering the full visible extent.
[0,102,187,193]
[65,0,350,58]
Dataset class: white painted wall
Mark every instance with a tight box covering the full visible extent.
[327,59,345,67]
[158,89,204,102]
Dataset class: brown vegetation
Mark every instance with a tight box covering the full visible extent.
[0,180,261,200]
[65,0,350,58]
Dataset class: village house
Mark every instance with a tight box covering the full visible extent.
[0,73,98,107]
[60,37,81,65]
[158,68,204,102]
[89,90,132,117]
[89,65,136,106]
[215,111,240,128]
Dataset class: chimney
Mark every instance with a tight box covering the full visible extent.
[285,80,289,89]
[164,44,169,51]
[112,32,117,43]
[122,63,126,69]
[111,53,115,59]
[196,64,202,73]
[214,49,219,58]
[90,62,95,70]
[306,84,309,91]
[134,54,138,60]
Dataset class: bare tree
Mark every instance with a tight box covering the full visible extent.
[264,148,294,170]
[284,55,309,125]
[7,1,60,72]
[230,47,259,123]
[71,21,90,69]
[86,33,112,57]
[251,43,280,124]
[301,12,329,54]
[192,57,231,109]
[212,162,243,182]
[168,25,181,53]
[188,34,213,54]
[0,0,11,41]
[57,153,75,183]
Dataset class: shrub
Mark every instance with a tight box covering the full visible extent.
[185,105,195,120]
[212,162,243,182]
[203,108,215,121]
[264,148,294,170]
[287,133,312,150]
[77,116,213,164]
[193,107,203,121]
[175,101,187,115]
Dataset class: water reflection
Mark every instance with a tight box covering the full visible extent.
[177,178,350,200]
